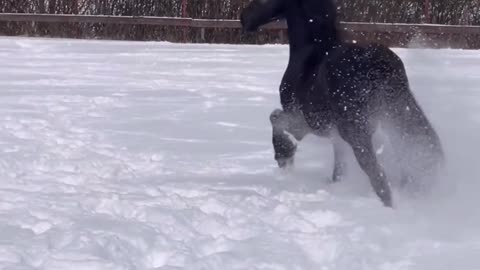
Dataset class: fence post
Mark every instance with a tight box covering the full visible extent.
[279,29,285,44]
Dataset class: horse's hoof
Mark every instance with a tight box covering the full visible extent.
[378,188,393,208]
[400,174,414,188]
[332,162,346,182]
[270,109,284,124]
[331,174,344,183]
[383,198,393,208]
[277,157,294,169]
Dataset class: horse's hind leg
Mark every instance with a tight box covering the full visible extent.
[270,109,310,168]
[338,124,393,207]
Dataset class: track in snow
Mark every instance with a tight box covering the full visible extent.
[0,37,479,269]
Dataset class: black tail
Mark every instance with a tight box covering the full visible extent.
[384,66,444,182]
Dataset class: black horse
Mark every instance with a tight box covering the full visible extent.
[240,0,444,207]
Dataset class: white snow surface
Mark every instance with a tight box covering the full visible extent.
[0,37,480,269]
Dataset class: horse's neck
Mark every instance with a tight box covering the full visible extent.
[286,19,341,60]
[288,39,337,66]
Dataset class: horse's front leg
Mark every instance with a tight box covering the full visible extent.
[330,130,349,182]
[270,109,309,168]
[313,128,349,182]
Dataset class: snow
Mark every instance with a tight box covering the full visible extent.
[0,36,480,269]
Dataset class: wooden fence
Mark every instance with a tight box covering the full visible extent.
[1,13,480,48]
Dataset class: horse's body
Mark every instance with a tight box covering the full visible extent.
[241,0,444,207]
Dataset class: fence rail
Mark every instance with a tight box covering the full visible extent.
[0,13,480,48]
[1,13,480,35]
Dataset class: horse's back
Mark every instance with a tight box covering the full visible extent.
[324,42,406,89]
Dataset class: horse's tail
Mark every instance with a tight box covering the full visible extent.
[381,52,445,179]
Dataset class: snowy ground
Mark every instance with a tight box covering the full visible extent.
[0,37,479,270]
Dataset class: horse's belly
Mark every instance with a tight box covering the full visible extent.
[301,108,333,136]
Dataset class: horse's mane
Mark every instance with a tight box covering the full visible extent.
[299,0,342,46]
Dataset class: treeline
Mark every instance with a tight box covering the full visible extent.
[2,0,479,24]
[338,0,480,25]
[0,0,479,45]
